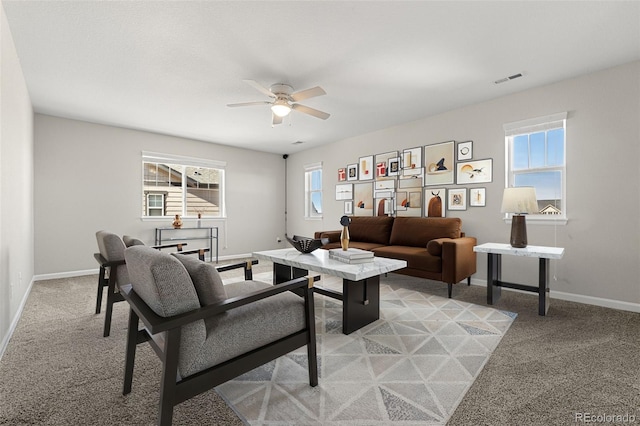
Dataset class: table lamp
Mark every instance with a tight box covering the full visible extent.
[501,187,538,248]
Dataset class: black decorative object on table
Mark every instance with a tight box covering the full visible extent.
[286,235,329,253]
[340,215,351,251]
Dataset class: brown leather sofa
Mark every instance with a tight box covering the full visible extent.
[314,216,476,298]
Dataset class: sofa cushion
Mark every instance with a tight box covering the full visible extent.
[372,245,442,272]
[347,216,395,245]
[389,217,461,247]
[172,253,227,306]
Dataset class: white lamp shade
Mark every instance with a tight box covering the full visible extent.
[501,187,538,214]
[271,100,292,117]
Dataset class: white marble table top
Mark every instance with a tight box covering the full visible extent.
[252,248,407,281]
[474,242,565,259]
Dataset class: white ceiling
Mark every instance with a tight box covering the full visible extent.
[3,1,639,155]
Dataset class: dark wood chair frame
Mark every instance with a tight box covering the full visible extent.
[94,243,211,337]
[120,260,318,426]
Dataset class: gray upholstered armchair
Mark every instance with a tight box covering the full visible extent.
[94,230,130,337]
[121,246,318,426]
[95,232,215,337]
[123,235,210,261]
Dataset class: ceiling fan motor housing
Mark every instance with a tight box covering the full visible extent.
[270,84,294,98]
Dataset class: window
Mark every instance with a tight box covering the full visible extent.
[142,152,226,218]
[304,163,322,219]
[504,112,567,221]
[146,193,166,216]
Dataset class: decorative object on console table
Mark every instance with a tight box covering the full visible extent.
[172,214,182,229]
[501,186,538,248]
[340,215,351,251]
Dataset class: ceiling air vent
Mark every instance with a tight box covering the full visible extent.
[494,73,523,85]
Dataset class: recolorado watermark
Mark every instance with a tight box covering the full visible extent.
[575,412,636,423]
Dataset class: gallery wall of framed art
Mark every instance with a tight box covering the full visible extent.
[334,139,491,218]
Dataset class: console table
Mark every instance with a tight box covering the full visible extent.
[155,227,218,263]
[473,243,564,316]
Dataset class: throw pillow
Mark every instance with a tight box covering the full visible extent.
[172,254,227,306]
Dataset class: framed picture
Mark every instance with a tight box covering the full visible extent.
[347,163,358,181]
[457,141,473,161]
[395,191,407,211]
[353,182,373,216]
[374,196,393,216]
[424,188,446,217]
[402,147,422,175]
[374,180,395,199]
[424,141,455,186]
[388,157,401,176]
[338,168,347,182]
[375,151,398,180]
[358,155,374,180]
[397,190,422,217]
[335,183,353,200]
[456,158,493,184]
[469,187,486,207]
[399,169,423,188]
[448,188,467,211]
[344,201,353,215]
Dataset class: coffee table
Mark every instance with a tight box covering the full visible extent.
[252,248,407,334]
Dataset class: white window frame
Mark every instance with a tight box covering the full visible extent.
[304,162,323,220]
[504,112,568,225]
[141,151,226,220]
[146,192,165,216]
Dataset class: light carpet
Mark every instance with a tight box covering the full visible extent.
[218,272,517,425]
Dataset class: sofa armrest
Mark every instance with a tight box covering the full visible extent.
[441,237,477,284]
[313,230,341,243]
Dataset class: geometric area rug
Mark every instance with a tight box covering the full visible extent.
[217,273,517,425]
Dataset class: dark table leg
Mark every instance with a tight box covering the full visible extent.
[539,258,550,316]
[272,263,381,334]
[487,253,502,305]
[342,275,380,334]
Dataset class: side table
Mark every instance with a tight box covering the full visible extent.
[473,243,564,316]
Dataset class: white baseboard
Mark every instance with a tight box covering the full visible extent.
[468,277,640,313]
[33,253,256,282]
[0,277,36,362]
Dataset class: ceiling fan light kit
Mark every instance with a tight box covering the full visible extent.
[228,80,330,125]
[271,98,292,117]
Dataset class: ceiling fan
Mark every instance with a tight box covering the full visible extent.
[227,80,330,125]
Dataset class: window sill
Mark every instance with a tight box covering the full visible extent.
[503,216,567,226]
[140,217,227,221]
[305,217,323,221]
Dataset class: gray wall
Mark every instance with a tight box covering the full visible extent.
[34,115,287,276]
[0,3,34,356]
[286,61,640,310]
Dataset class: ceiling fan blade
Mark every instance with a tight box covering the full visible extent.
[272,113,283,126]
[292,103,330,120]
[227,101,271,108]
[243,79,276,98]
[291,86,326,102]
